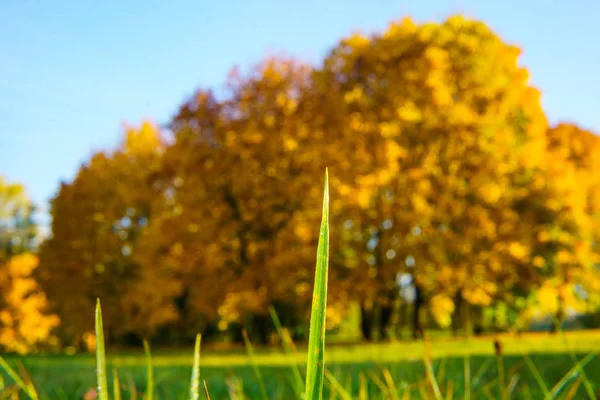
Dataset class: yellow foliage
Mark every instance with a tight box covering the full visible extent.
[0,254,60,354]
[122,121,164,155]
[508,242,530,261]
[430,294,455,328]
[537,284,559,314]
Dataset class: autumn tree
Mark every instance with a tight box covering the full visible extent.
[0,178,57,353]
[137,58,335,343]
[537,123,600,330]
[0,176,37,261]
[38,122,169,346]
[314,15,584,338]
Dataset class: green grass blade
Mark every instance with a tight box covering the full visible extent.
[423,355,442,400]
[560,330,597,400]
[548,353,595,399]
[0,356,38,400]
[564,377,583,400]
[189,334,202,400]
[113,368,122,400]
[496,351,506,400]
[242,330,268,400]
[269,305,304,397]
[358,372,367,400]
[143,339,154,400]
[471,358,493,389]
[524,355,550,397]
[382,368,400,400]
[305,169,330,400]
[15,362,37,400]
[95,298,109,400]
[324,370,352,400]
[464,354,471,400]
[127,373,138,400]
[568,352,596,400]
[203,380,211,400]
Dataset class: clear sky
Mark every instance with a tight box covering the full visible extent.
[1,0,599,227]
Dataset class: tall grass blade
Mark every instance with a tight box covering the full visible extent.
[269,305,304,397]
[564,377,583,400]
[358,372,367,400]
[382,368,400,400]
[522,384,533,400]
[471,358,493,389]
[113,369,122,400]
[401,387,410,400]
[482,386,495,400]
[127,373,137,400]
[95,299,109,400]
[189,334,202,400]
[506,375,519,397]
[367,371,387,394]
[324,370,352,400]
[464,354,471,400]
[548,353,595,399]
[569,353,596,400]
[16,362,37,399]
[524,355,550,397]
[143,339,154,400]
[0,356,38,400]
[559,331,597,400]
[305,169,329,400]
[423,354,442,400]
[242,330,268,400]
[445,379,454,400]
[203,380,211,400]
[496,350,506,400]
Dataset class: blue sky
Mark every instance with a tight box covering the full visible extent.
[1,0,599,227]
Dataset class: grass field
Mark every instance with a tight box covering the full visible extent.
[2,331,600,399]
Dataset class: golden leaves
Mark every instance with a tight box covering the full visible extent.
[429,294,455,327]
[396,102,422,122]
[122,121,164,156]
[0,254,60,354]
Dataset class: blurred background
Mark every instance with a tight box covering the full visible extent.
[2,0,600,355]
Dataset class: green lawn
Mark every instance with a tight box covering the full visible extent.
[3,331,600,399]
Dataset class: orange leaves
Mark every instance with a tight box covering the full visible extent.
[121,121,164,156]
[429,294,455,327]
[0,254,60,354]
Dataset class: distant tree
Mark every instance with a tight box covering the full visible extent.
[315,15,590,338]
[0,178,57,353]
[138,58,332,344]
[0,176,37,260]
[38,122,170,347]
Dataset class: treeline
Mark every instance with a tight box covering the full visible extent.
[2,15,600,352]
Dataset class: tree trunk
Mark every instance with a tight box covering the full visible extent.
[394,302,404,340]
[361,303,373,341]
[412,284,424,339]
[451,291,463,337]
[379,303,392,341]
[253,313,271,345]
[551,307,565,334]
[231,323,245,343]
